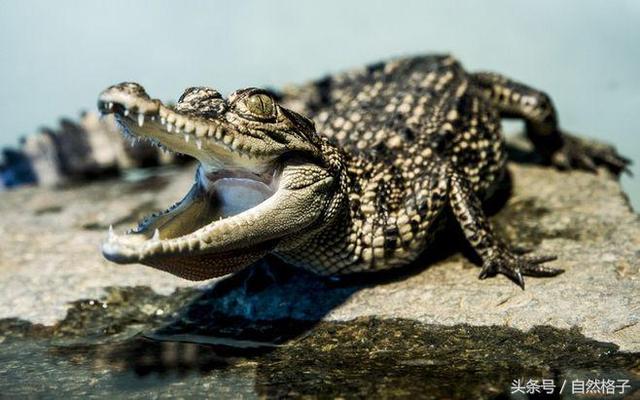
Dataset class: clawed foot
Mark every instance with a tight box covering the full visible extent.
[551,133,631,176]
[479,247,563,289]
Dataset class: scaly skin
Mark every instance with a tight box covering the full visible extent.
[99,54,630,288]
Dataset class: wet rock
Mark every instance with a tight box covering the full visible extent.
[1,304,638,398]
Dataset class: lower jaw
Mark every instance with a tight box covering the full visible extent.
[119,182,278,279]
[141,239,278,281]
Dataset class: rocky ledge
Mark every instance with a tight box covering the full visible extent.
[0,137,638,398]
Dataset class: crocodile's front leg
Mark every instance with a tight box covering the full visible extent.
[447,165,562,289]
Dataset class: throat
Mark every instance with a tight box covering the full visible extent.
[197,164,278,220]
[205,177,275,218]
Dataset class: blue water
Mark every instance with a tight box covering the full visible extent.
[1,0,638,207]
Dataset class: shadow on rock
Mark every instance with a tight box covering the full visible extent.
[38,249,461,384]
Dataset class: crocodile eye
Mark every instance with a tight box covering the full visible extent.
[243,93,276,120]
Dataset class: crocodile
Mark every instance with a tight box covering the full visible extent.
[98,54,630,289]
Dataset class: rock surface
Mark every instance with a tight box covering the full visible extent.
[1,140,639,349]
[0,138,639,398]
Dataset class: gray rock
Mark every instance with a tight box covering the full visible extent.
[0,137,638,354]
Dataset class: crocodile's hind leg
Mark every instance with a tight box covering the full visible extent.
[471,72,631,175]
[445,164,562,289]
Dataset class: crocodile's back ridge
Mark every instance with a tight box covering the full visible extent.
[282,54,507,196]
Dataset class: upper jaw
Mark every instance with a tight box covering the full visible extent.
[98,83,270,173]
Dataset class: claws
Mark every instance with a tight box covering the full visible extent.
[553,133,632,177]
[478,264,494,280]
[510,245,535,255]
[479,249,563,290]
[509,269,525,290]
[577,152,598,173]
[525,254,558,264]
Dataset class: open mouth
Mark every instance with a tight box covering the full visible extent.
[98,84,284,278]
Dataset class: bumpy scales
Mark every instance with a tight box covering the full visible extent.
[98,55,629,289]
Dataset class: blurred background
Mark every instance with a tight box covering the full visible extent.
[1,0,638,207]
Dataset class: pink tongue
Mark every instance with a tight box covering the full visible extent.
[212,178,274,218]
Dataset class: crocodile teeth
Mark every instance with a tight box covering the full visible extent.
[184,134,190,143]
[167,123,174,133]
[124,109,130,117]
[196,139,202,150]
[196,124,208,137]
[137,114,145,127]
[152,229,160,241]
[107,102,113,110]
[109,225,115,240]
[160,117,166,125]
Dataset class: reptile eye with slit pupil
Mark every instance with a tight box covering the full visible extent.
[244,93,275,119]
